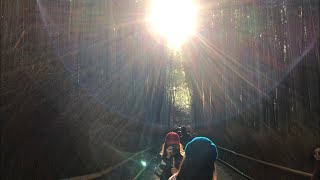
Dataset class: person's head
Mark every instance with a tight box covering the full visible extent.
[160,132,184,158]
[166,132,180,145]
[181,126,187,134]
[173,127,182,136]
[313,146,320,161]
[176,137,218,180]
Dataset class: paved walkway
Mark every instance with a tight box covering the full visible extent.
[134,159,250,180]
[64,149,251,180]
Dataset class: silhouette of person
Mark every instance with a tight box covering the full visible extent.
[179,126,193,149]
[312,146,320,180]
[169,137,218,180]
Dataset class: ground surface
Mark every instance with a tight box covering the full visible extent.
[216,161,249,180]
[135,160,249,180]
[93,149,250,180]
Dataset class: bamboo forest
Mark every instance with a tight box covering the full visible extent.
[1,0,319,179]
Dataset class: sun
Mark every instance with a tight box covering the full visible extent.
[147,0,198,48]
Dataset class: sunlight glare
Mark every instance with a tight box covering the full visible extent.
[148,0,198,48]
[140,160,147,167]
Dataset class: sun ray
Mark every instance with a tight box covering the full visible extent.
[146,0,198,48]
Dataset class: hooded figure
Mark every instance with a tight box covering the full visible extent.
[154,132,184,180]
[169,137,218,180]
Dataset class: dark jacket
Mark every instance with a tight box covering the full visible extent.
[180,133,193,149]
[312,161,320,180]
[154,154,182,180]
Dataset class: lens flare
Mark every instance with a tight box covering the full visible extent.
[140,160,147,167]
[147,0,198,48]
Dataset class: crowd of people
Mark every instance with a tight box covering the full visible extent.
[153,126,218,180]
[152,126,319,180]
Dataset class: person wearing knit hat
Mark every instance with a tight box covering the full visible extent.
[154,132,185,180]
[169,137,218,180]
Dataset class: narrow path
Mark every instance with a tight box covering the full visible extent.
[216,161,250,180]
[63,147,251,180]
[133,155,250,180]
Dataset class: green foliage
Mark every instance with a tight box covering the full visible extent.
[166,51,191,122]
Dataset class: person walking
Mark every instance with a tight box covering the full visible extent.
[169,137,218,180]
